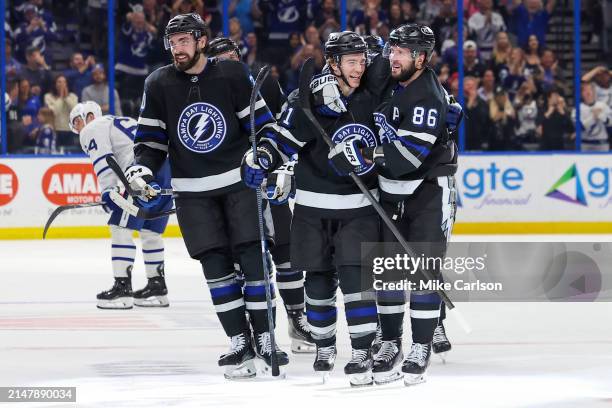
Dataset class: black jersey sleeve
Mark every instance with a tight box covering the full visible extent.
[259,95,315,163]
[134,70,169,173]
[381,95,446,178]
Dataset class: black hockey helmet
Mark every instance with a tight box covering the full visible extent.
[363,35,384,53]
[164,13,209,50]
[208,37,241,59]
[385,23,435,62]
[324,31,367,60]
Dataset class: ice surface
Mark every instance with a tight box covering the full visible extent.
[1,236,611,408]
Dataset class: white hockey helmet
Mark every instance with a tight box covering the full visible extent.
[69,101,102,134]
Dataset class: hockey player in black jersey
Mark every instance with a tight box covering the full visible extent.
[330,24,459,386]
[123,13,289,379]
[242,32,382,387]
[207,37,315,353]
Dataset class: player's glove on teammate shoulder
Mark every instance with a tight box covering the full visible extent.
[310,73,347,118]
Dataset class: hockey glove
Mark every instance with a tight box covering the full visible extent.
[446,94,464,132]
[241,145,275,189]
[262,159,296,205]
[124,164,162,208]
[101,188,122,213]
[328,135,367,176]
[310,73,347,118]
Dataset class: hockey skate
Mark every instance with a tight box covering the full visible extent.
[313,344,337,383]
[370,324,383,356]
[287,310,315,353]
[97,277,133,309]
[133,276,169,307]
[402,342,431,386]
[253,331,289,378]
[432,323,451,363]
[372,338,404,385]
[344,348,373,387]
[219,332,257,380]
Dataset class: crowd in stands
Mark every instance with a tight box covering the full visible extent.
[2,0,610,154]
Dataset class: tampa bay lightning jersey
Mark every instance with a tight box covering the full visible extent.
[374,67,456,201]
[264,84,381,219]
[80,115,170,193]
[134,58,280,197]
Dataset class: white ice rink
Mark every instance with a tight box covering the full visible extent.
[1,236,611,408]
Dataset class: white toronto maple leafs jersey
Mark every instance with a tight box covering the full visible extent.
[79,115,138,193]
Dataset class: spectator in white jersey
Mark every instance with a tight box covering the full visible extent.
[572,82,611,151]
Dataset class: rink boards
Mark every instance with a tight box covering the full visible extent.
[0,153,611,239]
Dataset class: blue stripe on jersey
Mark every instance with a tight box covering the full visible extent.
[399,137,430,157]
[376,290,405,301]
[307,309,337,321]
[244,284,275,296]
[410,292,442,304]
[345,306,378,318]
[142,248,164,253]
[144,261,164,265]
[112,244,137,249]
[210,284,242,298]
[112,257,135,262]
[135,130,168,143]
[93,153,113,167]
[264,132,298,156]
[96,166,111,177]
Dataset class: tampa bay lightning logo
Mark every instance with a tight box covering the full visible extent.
[177,103,227,153]
[332,123,377,175]
[374,112,397,144]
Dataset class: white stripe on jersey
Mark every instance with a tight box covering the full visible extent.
[236,98,266,119]
[378,176,423,195]
[397,129,437,144]
[392,140,422,167]
[138,117,167,129]
[171,167,242,192]
[295,189,379,210]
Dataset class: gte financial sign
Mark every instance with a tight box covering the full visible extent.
[42,163,100,205]
[460,162,529,208]
[546,163,612,208]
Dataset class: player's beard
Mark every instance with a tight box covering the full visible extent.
[393,61,418,82]
[174,49,201,72]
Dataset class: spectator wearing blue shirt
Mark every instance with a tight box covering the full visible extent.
[32,107,58,155]
[17,78,42,149]
[350,0,389,36]
[13,4,57,64]
[509,0,556,49]
[115,8,155,108]
[63,53,96,101]
[229,0,254,34]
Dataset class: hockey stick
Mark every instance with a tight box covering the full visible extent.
[250,65,281,376]
[43,202,104,239]
[298,58,470,333]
